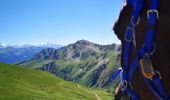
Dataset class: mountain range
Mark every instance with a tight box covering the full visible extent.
[0,43,62,49]
[0,44,62,64]
[19,40,121,92]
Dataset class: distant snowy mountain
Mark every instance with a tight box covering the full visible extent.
[0,43,63,49]
[0,43,63,64]
[0,43,8,48]
[37,43,63,49]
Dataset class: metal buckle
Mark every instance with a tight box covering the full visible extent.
[121,80,133,91]
[155,71,162,79]
[150,43,157,55]
[147,9,159,19]
[124,27,134,42]
[142,43,157,55]
[140,54,155,79]
[121,80,128,91]
[131,16,140,26]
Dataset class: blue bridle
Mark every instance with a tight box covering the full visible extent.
[112,0,170,99]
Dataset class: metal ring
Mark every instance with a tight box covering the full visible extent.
[129,82,133,90]
[155,71,162,79]
[121,80,128,91]
[124,27,135,42]
[150,43,156,55]
[142,43,156,55]
[131,16,140,26]
[147,9,159,19]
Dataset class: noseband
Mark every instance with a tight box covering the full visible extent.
[112,0,170,99]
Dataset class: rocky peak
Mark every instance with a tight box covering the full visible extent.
[33,48,55,60]
[71,40,97,49]
[75,40,92,46]
[31,40,121,61]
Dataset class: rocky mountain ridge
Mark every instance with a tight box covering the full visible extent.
[19,40,121,92]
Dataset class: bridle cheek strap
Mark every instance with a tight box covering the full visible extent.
[122,0,170,99]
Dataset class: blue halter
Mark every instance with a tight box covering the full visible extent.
[112,0,170,99]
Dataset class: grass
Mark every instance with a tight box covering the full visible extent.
[0,63,113,100]
[19,60,54,68]
[80,85,114,100]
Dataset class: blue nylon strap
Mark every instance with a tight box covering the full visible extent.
[150,0,158,9]
[143,77,163,99]
[124,36,132,68]
[124,28,134,80]
[122,0,144,98]
[146,17,157,51]
[127,88,140,100]
[139,49,170,99]
[126,57,140,100]
[152,77,170,99]
[148,14,157,25]
[127,57,138,81]
[127,0,135,7]
[144,29,155,52]
[136,52,169,99]
[122,0,170,99]
[144,0,158,52]
[132,0,143,17]
[123,41,131,80]
[139,47,147,58]
[141,0,169,98]
[144,77,170,99]
[124,0,144,72]
[111,68,122,81]
[124,35,141,99]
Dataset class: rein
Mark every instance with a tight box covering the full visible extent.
[112,0,170,99]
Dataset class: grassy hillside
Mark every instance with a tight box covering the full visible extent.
[0,63,113,100]
[19,40,121,92]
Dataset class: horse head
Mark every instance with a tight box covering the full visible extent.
[113,0,170,99]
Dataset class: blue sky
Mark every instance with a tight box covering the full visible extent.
[0,0,123,45]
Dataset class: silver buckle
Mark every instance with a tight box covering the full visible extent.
[121,80,133,91]
[121,80,128,91]
[142,43,157,55]
[147,9,159,19]
[150,43,157,55]
[124,27,134,42]
[131,16,140,26]
[155,71,162,79]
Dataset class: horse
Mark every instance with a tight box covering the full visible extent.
[113,0,170,99]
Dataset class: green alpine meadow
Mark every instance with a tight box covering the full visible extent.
[0,62,113,100]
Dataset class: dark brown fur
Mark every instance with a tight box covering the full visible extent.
[113,0,170,99]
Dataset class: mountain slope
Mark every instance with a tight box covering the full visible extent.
[19,40,121,92]
[0,63,113,100]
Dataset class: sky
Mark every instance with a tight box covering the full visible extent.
[0,0,123,45]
